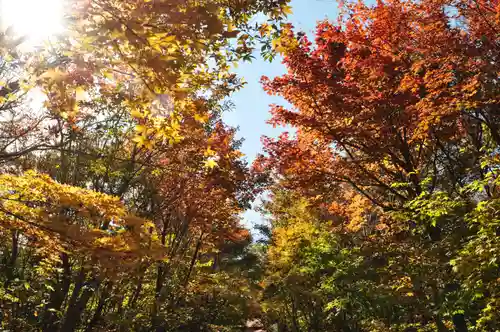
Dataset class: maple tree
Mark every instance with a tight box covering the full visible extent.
[255,0,500,330]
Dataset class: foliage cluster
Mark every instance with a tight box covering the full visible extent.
[255,0,500,330]
[0,0,289,331]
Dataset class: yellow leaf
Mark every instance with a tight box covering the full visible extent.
[135,125,147,134]
[227,22,236,32]
[131,109,144,119]
[259,23,272,37]
[281,4,293,16]
[110,29,123,39]
[204,147,216,157]
[132,134,149,148]
[102,70,113,80]
[75,87,87,101]
[160,55,178,62]
[40,68,67,82]
[234,150,245,158]
[194,113,208,123]
[203,159,218,169]
[164,35,176,43]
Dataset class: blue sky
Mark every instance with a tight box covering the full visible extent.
[223,0,339,229]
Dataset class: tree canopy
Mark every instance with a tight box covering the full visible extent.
[1,0,500,331]
[255,0,500,330]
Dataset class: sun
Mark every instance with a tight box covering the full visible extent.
[1,0,64,44]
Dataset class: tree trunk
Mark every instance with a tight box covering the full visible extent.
[84,281,113,332]
[5,230,18,284]
[60,277,97,332]
[183,233,204,287]
[42,253,71,331]
[452,314,468,332]
[151,227,168,332]
[129,265,148,309]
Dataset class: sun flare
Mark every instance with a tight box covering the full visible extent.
[1,0,64,44]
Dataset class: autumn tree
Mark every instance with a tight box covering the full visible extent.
[0,0,290,331]
[256,0,500,330]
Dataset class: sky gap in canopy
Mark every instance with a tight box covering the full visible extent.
[225,0,339,229]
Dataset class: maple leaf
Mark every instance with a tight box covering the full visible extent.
[194,113,209,123]
[74,87,87,101]
[39,68,67,82]
[281,5,293,16]
[203,158,218,169]
[131,109,145,119]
